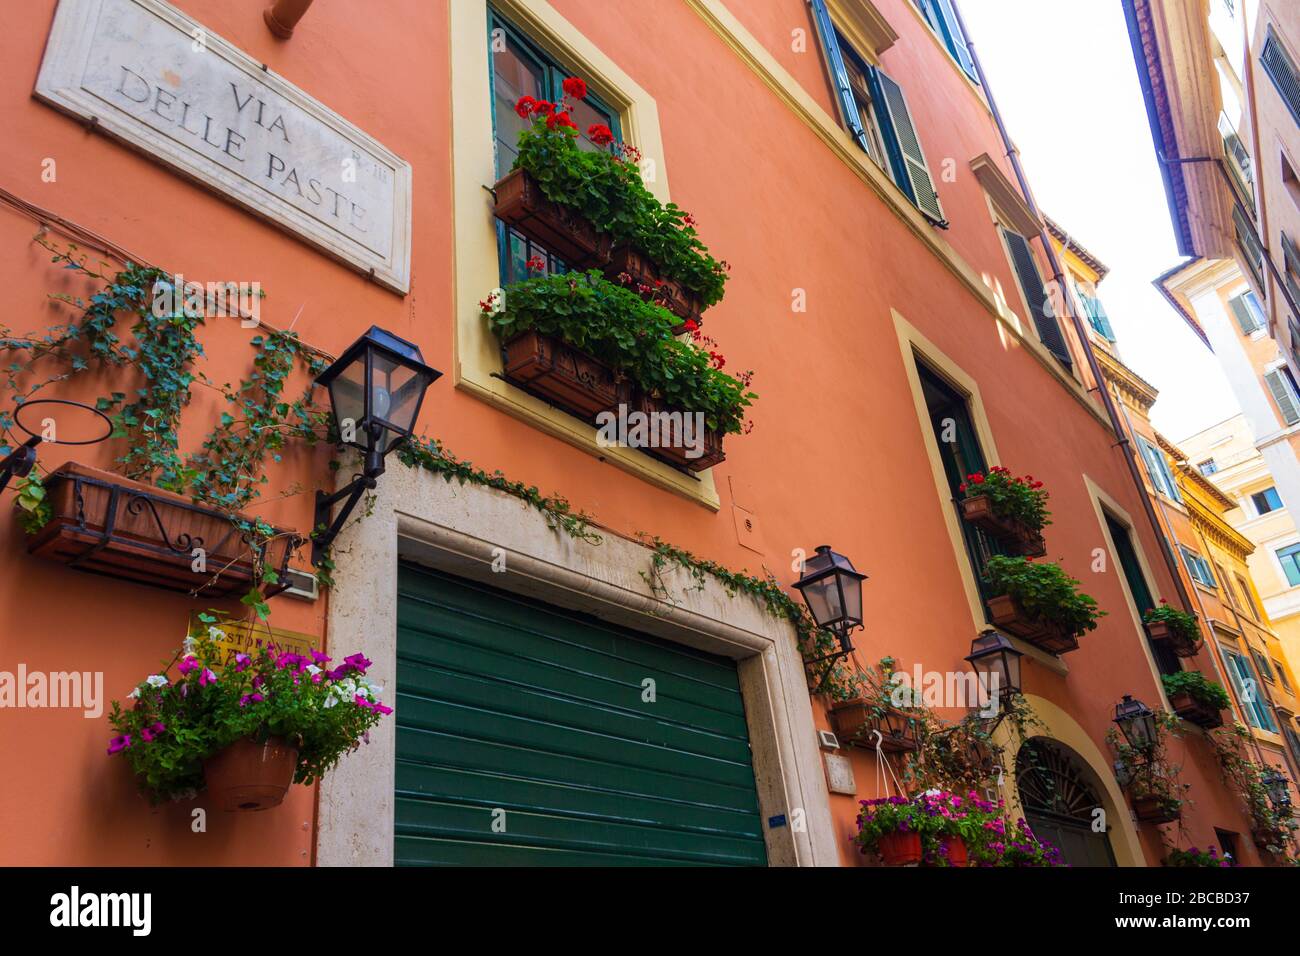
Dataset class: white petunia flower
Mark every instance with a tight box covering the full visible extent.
[145,675,169,688]
[126,687,141,699]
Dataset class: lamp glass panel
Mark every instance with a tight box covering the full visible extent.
[802,575,843,627]
[328,361,367,450]
[841,573,863,625]
[370,351,423,452]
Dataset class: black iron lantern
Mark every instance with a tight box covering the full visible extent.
[793,545,867,650]
[1263,768,1293,808]
[312,327,441,564]
[1114,695,1158,752]
[966,629,1024,700]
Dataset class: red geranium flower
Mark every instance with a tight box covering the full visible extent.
[562,76,588,100]
[547,110,577,131]
[534,100,555,116]
[514,95,537,118]
[588,123,614,146]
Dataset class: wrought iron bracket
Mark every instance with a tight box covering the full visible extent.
[311,466,381,566]
[0,435,40,494]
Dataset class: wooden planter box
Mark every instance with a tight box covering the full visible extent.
[1168,691,1224,729]
[828,699,919,753]
[1131,794,1182,824]
[635,391,726,473]
[493,168,611,268]
[501,330,631,423]
[1145,619,1202,658]
[960,495,1046,557]
[986,593,1080,655]
[604,245,705,330]
[27,462,298,598]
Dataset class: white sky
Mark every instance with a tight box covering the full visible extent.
[961,0,1241,442]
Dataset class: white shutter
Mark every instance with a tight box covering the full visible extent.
[1265,368,1300,425]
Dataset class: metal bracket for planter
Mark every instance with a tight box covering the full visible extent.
[59,472,299,597]
[804,644,854,695]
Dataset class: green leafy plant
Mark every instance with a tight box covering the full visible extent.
[12,472,51,533]
[1208,723,1298,860]
[983,555,1105,636]
[969,814,1066,866]
[960,466,1050,531]
[512,82,728,305]
[1107,709,1190,813]
[1161,670,1231,710]
[483,270,754,433]
[1164,845,1236,867]
[106,619,389,802]
[1144,601,1201,647]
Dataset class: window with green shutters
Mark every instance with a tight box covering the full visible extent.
[810,0,946,225]
[1262,25,1300,129]
[1105,514,1181,677]
[1252,486,1283,515]
[1179,545,1217,589]
[1136,435,1182,502]
[1223,646,1278,732]
[1002,228,1073,369]
[1076,287,1115,341]
[1227,289,1266,335]
[1263,365,1300,426]
[1234,205,1267,293]
[1219,111,1254,205]
[1277,542,1300,587]
[915,0,979,82]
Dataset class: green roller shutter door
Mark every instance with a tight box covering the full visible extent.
[394,563,768,866]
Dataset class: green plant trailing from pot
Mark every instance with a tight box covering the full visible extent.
[1208,723,1299,859]
[1144,601,1201,648]
[1161,670,1231,711]
[983,555,1105,636]
[511,79,728,306]
[959,467,1050,531]
[483,270,755,433]
[1164,845,1237,867]
[106,616,389,803]
[1107,709,1190,818]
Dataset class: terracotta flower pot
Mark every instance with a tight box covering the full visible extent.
[960,494,1046,557]
[1131,794,1181,824]
[985,593,1080,655]
[633,391,726,473]
[1145,619,1202,658]
[941,836,969,868]
[493,168,611,268]
[1168,691,1224,729]
[876,830,923,866]
[204,736,299,811]
[828,699,919,753]
[501,330,632,423]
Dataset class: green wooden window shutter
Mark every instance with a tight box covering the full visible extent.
[1283,232,1300,303]
[866,66,946,224]
[1262,26,1300,128]
[1003,229,1072,368]
[1079,292,1115,341]
[931,0,979,81]
[1265,367,1300,425]
[809,0,871,154]
[1233,206,1267,292]
[1228,291,1263,334]
[1138,436,1182,502]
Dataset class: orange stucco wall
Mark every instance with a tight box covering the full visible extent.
[0,0,1272,865]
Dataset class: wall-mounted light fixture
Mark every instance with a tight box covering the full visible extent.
[792,544,867,692]
[1262,768,1293,809]
[0,398,112,493]
[311,326,440,565]
[1113,695,1158,753]
[966,628,1024,702]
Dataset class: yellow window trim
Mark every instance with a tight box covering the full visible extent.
[450,0,718,508]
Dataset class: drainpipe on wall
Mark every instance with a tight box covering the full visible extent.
[264,0,315,39]
[949,2,1198,620]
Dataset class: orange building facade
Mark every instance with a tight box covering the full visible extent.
[0,0,1292,867]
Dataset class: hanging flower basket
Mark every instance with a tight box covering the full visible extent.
[960,494,1046,557]
[203,735,300,812]
[493,168,611,268]
[937,836,969,868]
[605,245,705,329]
[26,462,298,597]
[986,594,1079,655]
[1167,691,1224,729]
[634,391,726,473]
[828,699,919,753]
[876,830,923,866]
[501,330,632,423]
[1131,794,1182,824]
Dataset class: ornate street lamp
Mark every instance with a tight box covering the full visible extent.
[966,629,1024,701]
[312,326,440,564]
[1262,768,1293,809]
[793,545,867,692]
[1113,695,1158,752]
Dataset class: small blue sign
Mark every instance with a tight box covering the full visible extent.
[768,814,787,829]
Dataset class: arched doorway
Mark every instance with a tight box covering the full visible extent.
[1016,738,1117,867]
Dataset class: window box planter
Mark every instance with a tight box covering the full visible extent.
[1131,794,1181,824]
[493,168,611,268]
[1167,691,1224,729]
[203,735,299,812]
[634,391,726,473]
[876,830,923,866]
[501,330,632,423]
[960,494,1046,557]
[985,593,1079,655]
[604,245,705,330]
[1145,619,1201,658]
[828,699,919,753]
[26,462,298,598]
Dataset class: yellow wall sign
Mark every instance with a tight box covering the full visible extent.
[187,613,321,670]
